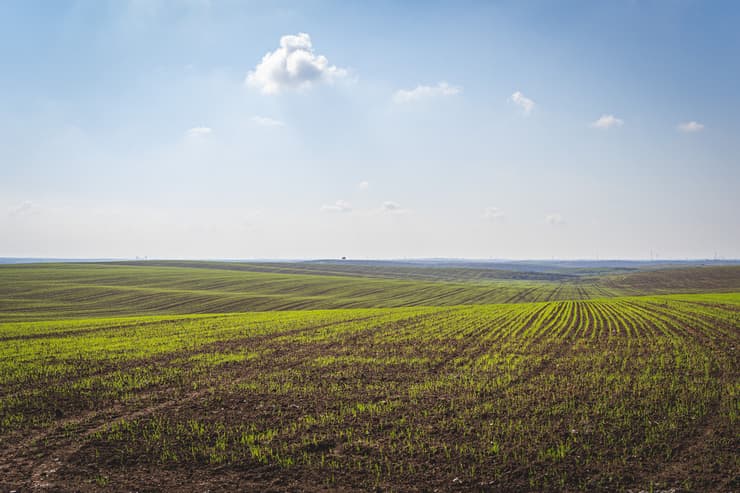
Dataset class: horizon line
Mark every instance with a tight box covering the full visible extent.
[2,257,739,263]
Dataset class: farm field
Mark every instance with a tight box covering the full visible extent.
[0,263,616,322]
[3,263,739,322]
[0,263,738,492]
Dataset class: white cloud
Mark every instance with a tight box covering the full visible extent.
[251,116,285,127]
[186,126,212,138]
[509,91,535,115]
[546,213,564,225]
[483,207,505,221]
[377,201,412,215]
[591,115,624,129]
[379,201,412,215]
[246,33,347,95]
[321,200,352,213]
[358,180,369,190]
[677,121,704,133]
[8,201,39,217]
[392,82,461,104]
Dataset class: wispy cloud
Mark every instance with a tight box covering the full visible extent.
[392,82,461,104]
[677,121,704,133]
[591,115,624,129]
[321,200,352,213]
[251,116,285,127]
[546,213,564,225]
[186,126,212,138]
[483,207,505,221]
[378,201,412,215]
[246,33,347,95]
[509,91,535,115]
[358,180,370,190]
[8,201,39,217]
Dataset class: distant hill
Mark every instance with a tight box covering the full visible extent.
[0,258,121,264]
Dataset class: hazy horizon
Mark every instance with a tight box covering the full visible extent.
[2,1,739,259]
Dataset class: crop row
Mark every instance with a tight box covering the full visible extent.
[0,263,619,322]
[0,293,738,491]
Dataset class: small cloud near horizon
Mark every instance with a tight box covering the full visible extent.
[591,115,624,129]
[546,213,565,225]
[321,200,352,213]
[246,33,347,95]
[483,207,505,221]
[8,201,39,217]
[393,82,461,104]
[378,201,412,215]
[359,180,369,190]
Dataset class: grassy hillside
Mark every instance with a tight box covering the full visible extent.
[113,260,580,281]
[1,293,737,491]
[601,265,740,294]
[112,259,740,280]
[2,262,739,322]
[0,263,615,322]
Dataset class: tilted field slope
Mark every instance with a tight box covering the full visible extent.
[1,293,738,491]
[601,265,740,294]
[113,260,581,282]
[0,263,617,322]
[116,259,736,280]
[3,263,739,322]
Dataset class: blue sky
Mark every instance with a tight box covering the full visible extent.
[1,0,738,259]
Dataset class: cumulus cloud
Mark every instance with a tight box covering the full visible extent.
[677,121,704,133]
[591,115,624,129]
[382,201,402,212]
[483,207,505,221]
[509,91,535,115]
[546,213,564,225]
[186,126,212,138]
[251,116,285,127]
[392,82,461,104]
[358,180,370,190]
[321,200,352,213]
[246,33,347,95]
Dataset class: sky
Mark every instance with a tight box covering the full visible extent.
[1,0,739,260]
